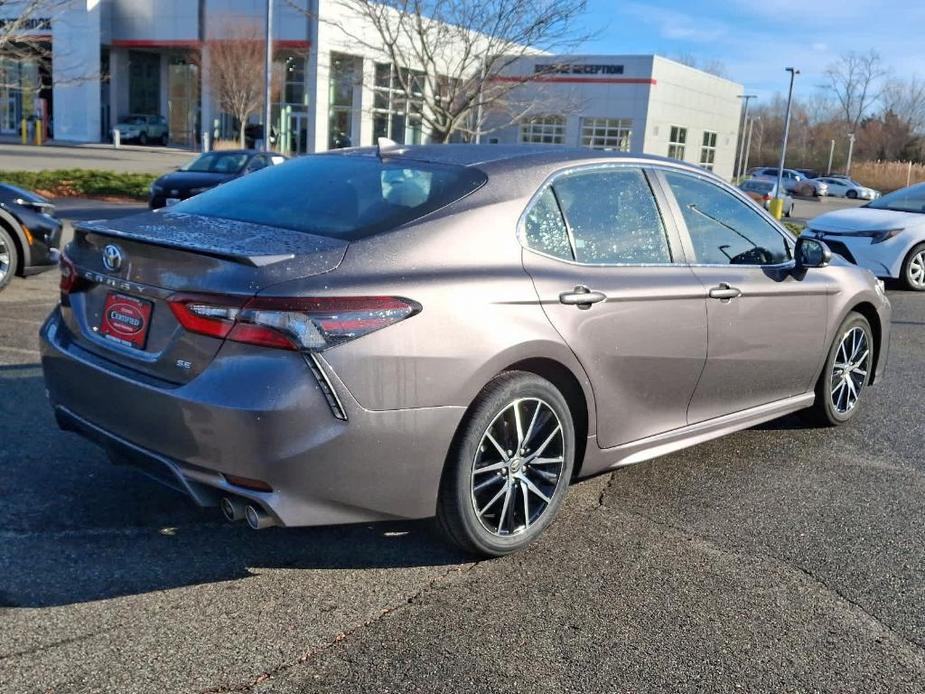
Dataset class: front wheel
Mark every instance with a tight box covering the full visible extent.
[804,312,873,426]
[902,243,925,291]
[847,189,858,199]
[0,226,18,292]
[437,371,575,557]
[139,132,148,145]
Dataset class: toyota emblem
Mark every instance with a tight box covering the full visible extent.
[102,244,124,272]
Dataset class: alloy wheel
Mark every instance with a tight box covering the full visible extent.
[470,398,565,537]
[908,249,925,289]
[0,235,10,283]
[831,326,870,414]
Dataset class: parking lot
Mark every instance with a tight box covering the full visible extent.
[1,206,923,693]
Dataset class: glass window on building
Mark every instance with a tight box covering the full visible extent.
[580,118,632,151]
[700,131,717,171]
[520,116,566,145]
[372,63,425,145]
[328,52,361,149]
[0,57,41,133]
[668,126,687,160]
[282,53,307,106]
[128,51,160,115]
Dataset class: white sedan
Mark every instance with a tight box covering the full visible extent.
[806,182,925,290]
[816,176,880,200]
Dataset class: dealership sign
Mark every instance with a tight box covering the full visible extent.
[535,63,625,76]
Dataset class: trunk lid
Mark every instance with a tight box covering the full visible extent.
[61,211,347,384]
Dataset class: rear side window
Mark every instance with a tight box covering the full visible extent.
[522,168,671,264]
[664,171,791,266]
[173,154,487,240]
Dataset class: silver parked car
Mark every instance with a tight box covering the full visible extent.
[41,146,891,556]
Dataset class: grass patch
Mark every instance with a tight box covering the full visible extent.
[782,221,805,236]
[0,169,157,200]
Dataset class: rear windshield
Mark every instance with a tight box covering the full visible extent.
[741,180,772,193]
[172,153,488,239]
[182,152,249,174]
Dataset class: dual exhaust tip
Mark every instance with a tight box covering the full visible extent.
[221,496,275,530]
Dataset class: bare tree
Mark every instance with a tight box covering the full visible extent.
[669,52,728,79]
[881,75,925,133]
[293,0,589,142]
[0,1,66,89]
[824,50,887,131]
[198,23,272,147]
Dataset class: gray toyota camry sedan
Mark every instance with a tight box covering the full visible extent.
[41,145,891,556]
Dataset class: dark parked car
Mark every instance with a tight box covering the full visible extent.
[0,183,63,292]
[148,150,287,209]
[43,146,891,556]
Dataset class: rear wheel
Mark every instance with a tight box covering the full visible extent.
[902,243,925,291]
[0,226,18,292]
[805,312,873,426]
[437,371,575,556]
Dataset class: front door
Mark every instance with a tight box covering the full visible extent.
[520,166,708,449]
[657,170,829,423]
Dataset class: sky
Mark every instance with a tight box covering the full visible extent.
[577,1,925,102]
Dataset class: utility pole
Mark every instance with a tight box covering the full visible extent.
[846,132,856,175]
[736,94,757,180]
[743,117,758,177]
[263,0,274,151]
[773,67,799,219]
[827,139,835,175]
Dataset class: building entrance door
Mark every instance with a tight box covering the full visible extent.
[168,61,199,147]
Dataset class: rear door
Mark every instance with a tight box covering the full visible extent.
[520,165,708,449]
[656,169,829,422]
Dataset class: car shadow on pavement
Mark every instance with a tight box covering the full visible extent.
[0,364,468,609]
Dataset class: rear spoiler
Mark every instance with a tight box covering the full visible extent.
[76,213,347,268]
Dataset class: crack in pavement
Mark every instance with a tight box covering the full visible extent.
[0,624,124,662]
[610,503,925,659]
[198,561,480,694]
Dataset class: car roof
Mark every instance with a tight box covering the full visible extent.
[327,144,718,178]
[199,149,259,156]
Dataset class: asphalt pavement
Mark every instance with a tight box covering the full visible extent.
[0,202,922,693]
[0,142,195,174]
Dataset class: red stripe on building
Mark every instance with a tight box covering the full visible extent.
[110,39,310,49]
[490,76,657,85]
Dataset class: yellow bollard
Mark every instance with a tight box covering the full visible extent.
[20,119,27,144]
[35,120,43,146]
[768,197,784,220]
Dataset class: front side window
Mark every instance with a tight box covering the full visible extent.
[663,171,790,266]
[522,168,671,265]
[520,116,566,145]
[581,118,632,151]
[668,126,687,160]
[700,131,717,171]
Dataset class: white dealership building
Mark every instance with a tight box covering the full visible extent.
[3,0,743,178]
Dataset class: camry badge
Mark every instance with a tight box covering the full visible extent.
[102,244,124,272]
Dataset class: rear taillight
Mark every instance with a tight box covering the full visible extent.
[762,194,771,201]
[168,294,420,352]
[59,254,78,295]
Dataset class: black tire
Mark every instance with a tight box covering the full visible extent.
[901,242,925,291]
[159,134,168,146]
[139,132,148,145]
[0,226,18,292]
[437,371,575,557]
[846,189,858,199]
[804,312,873,426]
[785,202,792,217]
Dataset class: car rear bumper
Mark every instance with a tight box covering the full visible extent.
[40,308,464,526]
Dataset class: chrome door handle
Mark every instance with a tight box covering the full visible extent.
[709,283,742,300]
[559,285,607,309]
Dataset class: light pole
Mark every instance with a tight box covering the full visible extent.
[827,139,835,175]
[736,94,757,180]
[263,0,274,151]
[846,132,856,175]
[773,67,799,219]
[743,116,758,177]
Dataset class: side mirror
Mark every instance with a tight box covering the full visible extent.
[795,236,832,269]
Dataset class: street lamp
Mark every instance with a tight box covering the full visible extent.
[846,132,856,175]
[736,94,757,180]
[743,116,759,177]
[773,67,799,219]
[263,0,274,151]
